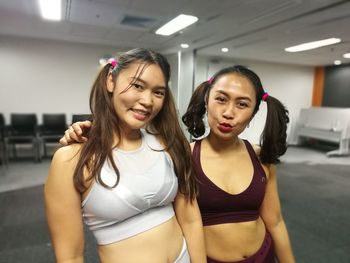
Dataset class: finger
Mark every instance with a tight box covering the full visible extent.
[59,137,68,146]
[69,127,87,143]
[69,127,81,142]
[60,130,71,145]
[82,120,92,128]
[72,123,83,135]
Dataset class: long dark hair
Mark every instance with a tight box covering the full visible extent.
[74,48,197,200]
[182,65,289,164]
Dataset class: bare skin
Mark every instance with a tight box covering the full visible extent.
[59,71,294,263]
[194,72,295,263]
[196,138,268,261]
[46,62,206,263]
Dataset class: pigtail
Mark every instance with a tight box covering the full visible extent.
[182,81,210,138]
[259,95,289,164]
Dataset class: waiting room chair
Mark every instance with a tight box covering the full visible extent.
[72,114,92,124]
[6,113,40,162]
[0,113,8,167]
[39,113,67,157]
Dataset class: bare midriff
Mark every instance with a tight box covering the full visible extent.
[204,217,266,262]
[97,216,184,263]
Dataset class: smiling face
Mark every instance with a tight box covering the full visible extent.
[106,62,166,134]
[206,73,257,140]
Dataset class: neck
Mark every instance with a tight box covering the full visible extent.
[114,128,142,150]
[206,132,240,153]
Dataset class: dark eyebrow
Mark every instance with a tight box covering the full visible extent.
[129,77,146,84]
[129,77,166,90]
[215,90,252,101]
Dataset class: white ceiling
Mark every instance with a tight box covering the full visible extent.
[0,0,349,66]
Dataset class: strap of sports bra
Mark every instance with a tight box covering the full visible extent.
[243,140,259,162]
[243,140,266,177]
[192,140,201,161]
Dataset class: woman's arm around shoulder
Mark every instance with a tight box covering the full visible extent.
[174,193,207,263]
[260,164,296,263]
[44,144,85,263]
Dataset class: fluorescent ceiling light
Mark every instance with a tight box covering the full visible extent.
[156,14,198,36]
[343,53,350,58]
[285,38,341,52]
[334,60,342,65]
[181,43,189,48]
[221,47,229,52]
[39,0,61,21]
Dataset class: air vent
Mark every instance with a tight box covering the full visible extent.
[120,15,156,28]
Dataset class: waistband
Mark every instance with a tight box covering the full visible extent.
[173,238,190,263]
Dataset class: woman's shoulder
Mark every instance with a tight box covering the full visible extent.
[45,144,84,194]
[50,144,83,172]
[54,144,82,161]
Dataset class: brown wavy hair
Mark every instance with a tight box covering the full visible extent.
[74,48,197,200]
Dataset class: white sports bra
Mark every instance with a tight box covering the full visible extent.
[82,130,178,245]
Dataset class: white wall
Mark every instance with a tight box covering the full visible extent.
[0,35,315,145]
[0,35,122,124]
[194,56,314,144]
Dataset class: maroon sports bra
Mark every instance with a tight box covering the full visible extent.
[193,139,267,226]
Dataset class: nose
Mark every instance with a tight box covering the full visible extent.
[139,90,153,107]
[222,104,235,119]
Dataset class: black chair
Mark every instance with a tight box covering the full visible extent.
[72,114,92,124]
[6,113,40,162]
[39,114,67,157]
[0,113,8,167]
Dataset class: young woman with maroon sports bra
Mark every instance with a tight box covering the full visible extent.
[182,65,295,263]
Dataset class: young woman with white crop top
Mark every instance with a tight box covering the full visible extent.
[182,65,295,263]
[44,48,206,263]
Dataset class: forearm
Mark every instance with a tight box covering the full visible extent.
[268,220,295,263]
[181,221,207,263]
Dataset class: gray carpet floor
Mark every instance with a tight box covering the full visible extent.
[0,149,349,262]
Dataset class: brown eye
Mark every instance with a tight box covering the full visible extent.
[154,90,165,98]
[215,97,226,103]
[237,102,248,108]
[132,83,143,90]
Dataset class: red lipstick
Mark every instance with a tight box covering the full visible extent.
[218,123,233,133]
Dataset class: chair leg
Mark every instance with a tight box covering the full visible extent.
[43,141,47,158]
[12,144,17,159]
[36,139,42,162]
[38,140,42,162]
[4,143,8,166]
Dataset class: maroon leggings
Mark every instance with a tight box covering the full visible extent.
[207,231,276,263]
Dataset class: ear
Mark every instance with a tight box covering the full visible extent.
[204,91,209,109]
[106,73,115,92]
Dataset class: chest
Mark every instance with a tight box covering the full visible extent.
[200,152,254,195]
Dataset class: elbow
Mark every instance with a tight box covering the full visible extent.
[54,246,84,263]
[263,213,284,232]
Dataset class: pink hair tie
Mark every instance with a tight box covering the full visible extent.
[108,58,118,69]
[208,77,214,84]
[262,92,269,101]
